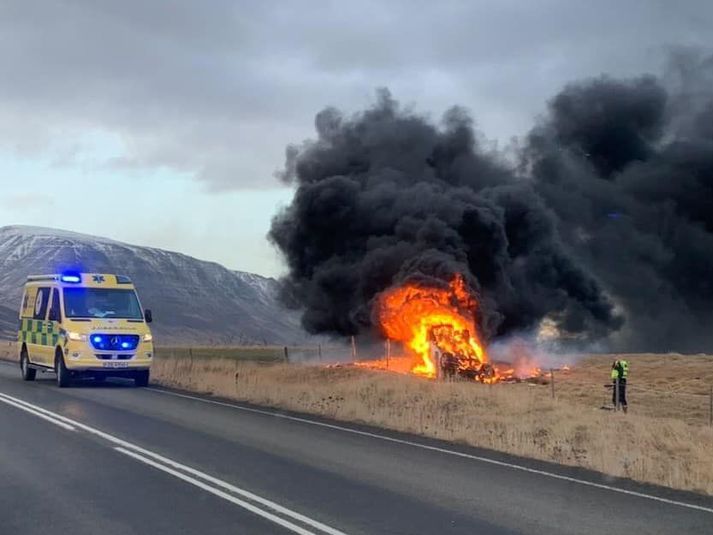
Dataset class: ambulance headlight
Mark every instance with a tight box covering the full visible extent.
[68,332,87,341]
[143,333,153,342]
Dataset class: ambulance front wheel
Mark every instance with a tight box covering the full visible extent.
[55,350,71,388]
[20,347,36,381]
[134,370,149,387]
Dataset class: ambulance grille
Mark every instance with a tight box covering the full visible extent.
[90,334,140,351]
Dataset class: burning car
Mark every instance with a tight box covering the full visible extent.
[375,274,498,382]
[349,274,543,383]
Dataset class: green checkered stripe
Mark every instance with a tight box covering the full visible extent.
[17,319,61,347]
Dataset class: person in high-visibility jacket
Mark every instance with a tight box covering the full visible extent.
[611,359,629,412]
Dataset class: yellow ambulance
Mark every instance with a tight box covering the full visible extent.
[18,273,154,387]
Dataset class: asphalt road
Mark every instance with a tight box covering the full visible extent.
[1,361,712,535]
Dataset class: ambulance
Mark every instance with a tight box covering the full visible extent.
[18,273,154,387]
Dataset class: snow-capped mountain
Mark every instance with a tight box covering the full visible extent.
[0,226,307,345]
[0,304,15,340]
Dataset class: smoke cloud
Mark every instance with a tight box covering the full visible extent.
[527,51,713,351]
[270,51,713,352]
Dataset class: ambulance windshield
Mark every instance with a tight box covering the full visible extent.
[63,288,144,320]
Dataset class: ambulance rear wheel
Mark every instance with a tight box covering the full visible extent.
[20,348,36,381]
[55,351,71,388]
[134,370,149,387]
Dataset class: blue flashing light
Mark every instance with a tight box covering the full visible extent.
[89,334,139,351]
[61,274,81,283]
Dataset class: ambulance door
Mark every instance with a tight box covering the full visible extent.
[30,286,52,366]
[46,288,62,361]
[19,286,37,361]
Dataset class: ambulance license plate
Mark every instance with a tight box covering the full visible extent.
[102,362,129,368]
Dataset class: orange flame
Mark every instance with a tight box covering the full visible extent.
[376,274,489,379]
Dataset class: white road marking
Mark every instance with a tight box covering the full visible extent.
[115,447,316,535]
[147,387,713,515]
[0,394,75,431]
[0,391,348,535]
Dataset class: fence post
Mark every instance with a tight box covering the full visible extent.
[615,377,620,411]
[550,369,555,399]
[386,339,391,370]
[283,346,289,363]
[351,336,357,360]
[709,386,712,427]
[318,344,322,362]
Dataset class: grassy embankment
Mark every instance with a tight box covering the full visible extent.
[149,348,713,495]
[2,340,712,495]
[0,341,15,361]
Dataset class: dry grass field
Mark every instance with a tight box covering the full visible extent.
[554,354,713,425]
[155,346,288,362]
[151,351,713,496]
[0,341,14,361]
[1,340,711,495]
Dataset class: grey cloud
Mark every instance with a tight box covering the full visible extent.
[0,0,712,188]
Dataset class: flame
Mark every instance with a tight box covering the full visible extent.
[505,338,543,379]
[376,274,489,380]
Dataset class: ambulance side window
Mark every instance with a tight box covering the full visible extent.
[20,289,34,319]
[33,287,51,320]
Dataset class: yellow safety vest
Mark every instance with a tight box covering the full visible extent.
[611,360,629,380]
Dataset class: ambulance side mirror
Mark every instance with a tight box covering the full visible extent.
[48,307,60,322]
[144,309,153,324]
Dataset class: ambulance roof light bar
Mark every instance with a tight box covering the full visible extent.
[60,272,81,283]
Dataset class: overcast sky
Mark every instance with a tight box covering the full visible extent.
[0,0,711,276]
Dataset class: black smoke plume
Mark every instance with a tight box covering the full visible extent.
[526,51,713,351]
[269,90,621,344]
[270,51,713,351]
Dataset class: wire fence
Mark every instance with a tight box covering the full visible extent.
[2,338,712,427]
